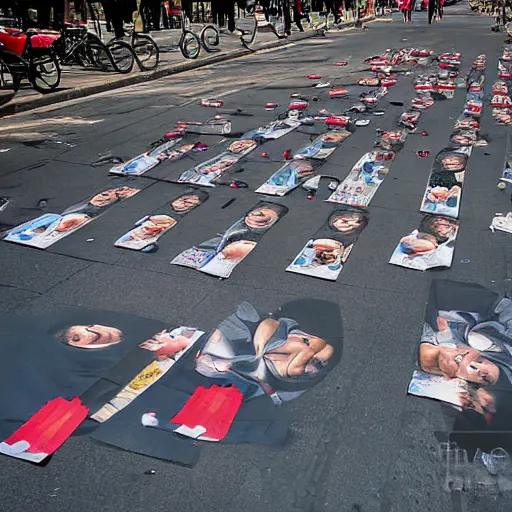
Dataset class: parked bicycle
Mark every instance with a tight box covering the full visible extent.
[0,27,61,95]
[55,22,134,73]
[157,11,204,59]
[85,2,159,72]
[240,0,293,51]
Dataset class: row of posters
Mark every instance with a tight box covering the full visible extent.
[0,115,303,250]
[389,54,485,271]
[110,118,300,185]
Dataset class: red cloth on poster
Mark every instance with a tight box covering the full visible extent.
[2,397,88,458]
[171,385,243,441]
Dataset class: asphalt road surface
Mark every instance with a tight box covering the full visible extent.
[0,4,511,512]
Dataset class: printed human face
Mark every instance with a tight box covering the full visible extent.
[139,330,191,359]
[171,194,201,213]
[90,187,138,207]
[265,330,334,378]
[228,139,256,154]
[428,186,459,202]
[313,239,343,265]
[452,134,474,145]
[429,217,457,238]
[330,214,364,233]
[382,131,402,141]
[62,324,123,348]
[437,346,500,385]
[129,216,176,240]
[245,207,279,230]
[400,233,437,255]
[458,387,497,415]
[322,133,344,145]
[222,240,256,259]
[441,154,465,171]
[55,213,90,232]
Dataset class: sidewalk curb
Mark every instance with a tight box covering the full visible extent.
[0,15,374,116]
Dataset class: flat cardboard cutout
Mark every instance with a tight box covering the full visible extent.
[176,139,257,187]
[286,206,369,281]
[242,119,301,141]
[293,130,352,160]
[91,299,342,463]
[490,213,512,234]
[115,189,209,251]
[0,308,167,441]
[171,201,288,278]
[326,151,394,207]
[255,160,315,196]
[409,280,512,444]
[389,215,459,271]
[110,139,199,176]
[3,183,142,249]
[420,147,471,219]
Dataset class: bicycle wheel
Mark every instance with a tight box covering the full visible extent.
[86,34,116,71]
[106,40,135,74]
[28,55,61,94]
[0,61,19,106]
[132,33,160,71]
[200,24,220,52]
[179,30,201,59]
[240,15,258,51]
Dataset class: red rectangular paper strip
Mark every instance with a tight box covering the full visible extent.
[0,397,89,463]
[171,385,243,441]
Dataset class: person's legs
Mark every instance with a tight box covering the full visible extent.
[428,0,434,23]
[282,0,292,35]
[182,0,193,21]
[332,0,341,22]
[150,0,161,30]
[226,0,236,32]
[324,0,334,17]
[293,1,304,30]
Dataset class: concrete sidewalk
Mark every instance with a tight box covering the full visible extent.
[0,15,378,116]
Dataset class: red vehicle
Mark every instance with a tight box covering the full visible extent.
[0,27,61,97]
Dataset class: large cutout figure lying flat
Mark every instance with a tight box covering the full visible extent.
[408,280,512,449]
[90,299,343,463]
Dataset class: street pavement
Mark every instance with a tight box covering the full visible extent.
[0,3,511,512]
[3,14,370,113]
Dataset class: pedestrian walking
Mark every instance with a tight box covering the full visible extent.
[428,0,442,23]
[397,0,414,22]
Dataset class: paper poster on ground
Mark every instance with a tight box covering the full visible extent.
[389,215,459,271]
[408,280,512,439]
[3,183,141,249]
[171,201,288,278]
[286,206,369,281]
[326,151,394,207]
[115,189,208,251]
